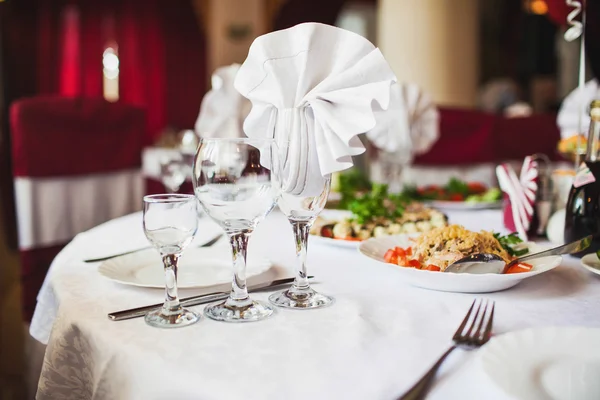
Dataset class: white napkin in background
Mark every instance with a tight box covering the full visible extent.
[366,82,439,165]
[195,64,250,138]
[234,23,397,197]
[557,78,600,138]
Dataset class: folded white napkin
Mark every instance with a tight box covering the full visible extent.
[234,23,397,196]
[366,82,439,164]
[195,64,250,139]
[557,79,600,138]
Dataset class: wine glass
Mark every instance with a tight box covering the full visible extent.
[268,147,334,309]
[143,194,199,328]
[160,154,187,193]
[192,138,280,322]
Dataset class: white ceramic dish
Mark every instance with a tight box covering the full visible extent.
[480,327,600,400]
[310,234,361,249]
[357,234,562,293]
[99,246,272,289]
[425,200,502,211]
[580,253,600,276]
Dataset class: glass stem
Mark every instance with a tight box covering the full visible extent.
[161,253,182,315]
[227,232,252,307]
[291,220,311,290]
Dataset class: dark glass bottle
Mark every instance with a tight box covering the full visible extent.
[564,100,600,257]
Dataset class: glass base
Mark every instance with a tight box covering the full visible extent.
[268,286,334,309]
[204,299,274,323]
[144,307,200,329]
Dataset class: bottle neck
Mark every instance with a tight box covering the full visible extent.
[586,113,600,163]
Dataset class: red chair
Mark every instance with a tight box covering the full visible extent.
[493,113,563,162]
[414,107,497,166]
[414,108,563,166]
[9,96,147,321]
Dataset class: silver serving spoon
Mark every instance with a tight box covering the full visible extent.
[444,235,593,274]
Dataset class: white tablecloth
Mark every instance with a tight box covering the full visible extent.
[31,209,600,400]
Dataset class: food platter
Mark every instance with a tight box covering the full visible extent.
[309,205,448,247]
[403,178,503,210]
[357,233,561,293]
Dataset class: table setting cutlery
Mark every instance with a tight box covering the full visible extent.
[83,233,223,263]
[398,298,495,400]
[108,276,313,321]
[444,235,592,274]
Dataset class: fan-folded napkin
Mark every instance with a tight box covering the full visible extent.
[366,82,439,165]
[195,64,249,139]
[234,23,397,196]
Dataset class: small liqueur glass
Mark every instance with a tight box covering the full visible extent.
[143,194,200,328]
[193,138,280,322]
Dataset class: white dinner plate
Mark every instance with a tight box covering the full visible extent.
[580,253,600,276]
[480,327,600,400]
[357,235,562,293]
[425,200,502,211]
[310,234,361,249]
[98,246,272,289]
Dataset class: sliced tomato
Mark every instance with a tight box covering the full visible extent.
[384,249,399,264]
[342,237,362,242]
[407,259,421,268]
[505,262,533,274]
[449,193,464,201]
[393,247,407,257]
[424,264,441,271]
[321,226,333,238]
[405,247,413,256]
[467,182,487,194]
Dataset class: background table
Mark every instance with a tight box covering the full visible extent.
[31,209,600,400]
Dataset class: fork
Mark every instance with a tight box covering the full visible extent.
[398,299,495,400]
[83,234,224,263]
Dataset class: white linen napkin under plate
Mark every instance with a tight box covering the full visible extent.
[366,82,440,165]
[195,64,250,139]
[234,22,398,197]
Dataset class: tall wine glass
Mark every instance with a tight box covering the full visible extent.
[192,138,280,322]
[143,194,199,328]
[269,152,334,309]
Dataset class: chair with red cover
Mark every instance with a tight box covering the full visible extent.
[414,107,497,166]
[9,96,146,321]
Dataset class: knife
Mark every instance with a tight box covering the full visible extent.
[84,234,223,263]
[108,276,311,321]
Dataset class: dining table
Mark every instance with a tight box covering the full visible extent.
[30,207,600,400]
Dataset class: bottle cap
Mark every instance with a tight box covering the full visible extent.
[591,100,600,109]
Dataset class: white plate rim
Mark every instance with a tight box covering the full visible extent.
[98,247,272,289]
[424,200,502,211]
[581,253,600,276]
[309,233,361,248]
[480,326,600,400]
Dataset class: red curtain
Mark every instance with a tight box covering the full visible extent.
[116,0,167,141]
[28,0,206,142]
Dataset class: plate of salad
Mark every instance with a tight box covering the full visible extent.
[310,184,448,248]
[358,226,561,293]
[402,178,502,211]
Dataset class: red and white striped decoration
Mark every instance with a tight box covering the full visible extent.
[496,156,539,240]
